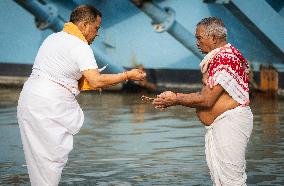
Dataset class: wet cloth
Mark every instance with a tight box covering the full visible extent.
[205,106,253,186]
[200,43,250,105]
[17,22,97,185]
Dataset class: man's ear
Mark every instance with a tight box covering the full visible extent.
[212,35,218,44]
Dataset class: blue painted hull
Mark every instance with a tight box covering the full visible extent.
[0,0,284,73]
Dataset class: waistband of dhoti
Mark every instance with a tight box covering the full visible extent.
[205,105,251,130]
[30,68,80,96]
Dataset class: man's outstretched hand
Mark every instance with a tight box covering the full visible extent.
[141,95,165,110]
[141,91,178,110]
[152,91,177,110]
[127,69,147,81]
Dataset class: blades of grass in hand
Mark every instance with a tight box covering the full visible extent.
[141,95,155,103]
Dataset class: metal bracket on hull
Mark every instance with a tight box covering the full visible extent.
[34,4,58,30]
[13,0,125,74]
[131,0,203,59]
[151,7,175,33]
[204,0,284,62]
[14,0,63,32]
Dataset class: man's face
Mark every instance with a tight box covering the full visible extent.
[82,16,101,45]
[195,25,215,54]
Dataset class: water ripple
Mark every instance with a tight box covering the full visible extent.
[0,91,283,185]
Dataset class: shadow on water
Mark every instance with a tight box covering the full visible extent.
[0,88,283,185]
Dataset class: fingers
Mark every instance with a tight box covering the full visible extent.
[142,72,147,78]
[156,91,174,99]
[155,105,166,111]
[136,69,146,80]
[160,91,174,98]
[141,95,167,111]
[130,69,147,81]
[140,72,146,80]
[138,69,146,80]
[152,99,164,106]
[153,98,169,110]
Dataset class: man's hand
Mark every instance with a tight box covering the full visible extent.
[127,69,146,81]
[152,91,177,110]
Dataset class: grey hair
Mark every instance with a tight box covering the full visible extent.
[197,17,227,40]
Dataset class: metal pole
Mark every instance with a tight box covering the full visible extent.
[14,0,63,32]
[131,0,203,59]
[14,0,124,73]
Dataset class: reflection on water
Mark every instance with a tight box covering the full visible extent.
[246,96,284,185]
[0,88,283,185]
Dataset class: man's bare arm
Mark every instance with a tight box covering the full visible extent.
[153,85,224,109]
[176,85,223,108]
[83,68,145,89]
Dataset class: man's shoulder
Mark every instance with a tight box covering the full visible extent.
[208,43,249,76]
[42,32,67,44]
[46,32,86,45]
[213,44,246,64]
[44,32,90,50]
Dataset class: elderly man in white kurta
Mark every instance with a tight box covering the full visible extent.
[152,17,253,185]
[17,5,146,186]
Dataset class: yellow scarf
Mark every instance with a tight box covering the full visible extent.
[63,22,94,91]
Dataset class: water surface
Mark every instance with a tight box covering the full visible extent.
[0,89,283,185]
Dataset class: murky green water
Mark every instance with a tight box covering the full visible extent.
[0,88,283,185]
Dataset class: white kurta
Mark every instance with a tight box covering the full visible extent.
[205,106,253,186]
[17,31,98,186]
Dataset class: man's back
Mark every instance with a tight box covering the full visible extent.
[34,32,92,81]
[32,31,97,93]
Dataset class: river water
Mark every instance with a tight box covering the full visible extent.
[0,88,283,185]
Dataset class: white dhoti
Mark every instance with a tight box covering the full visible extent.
[205,106,253,186]
[17,75,84,186]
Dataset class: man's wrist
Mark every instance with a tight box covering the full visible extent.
[123,71,129,81]
[175,92,180,105]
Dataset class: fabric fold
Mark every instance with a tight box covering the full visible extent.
[205,106,253,186]
[200,43,250,106]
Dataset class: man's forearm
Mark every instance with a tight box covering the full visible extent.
[176,92,210,108]
[90,72,127,89]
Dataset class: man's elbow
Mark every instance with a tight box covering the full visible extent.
[202,100,214,109]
